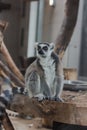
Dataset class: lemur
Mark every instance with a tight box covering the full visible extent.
[25,42,64,102]
[0,42,64,120]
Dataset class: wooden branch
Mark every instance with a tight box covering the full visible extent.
[0,69,17,88]
[0,61,25,88]
[2,110,15,130]
[0,31,24,82]
[54,0,80,59]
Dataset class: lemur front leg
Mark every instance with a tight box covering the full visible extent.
[53,76,64,102]
[25,71,46,101]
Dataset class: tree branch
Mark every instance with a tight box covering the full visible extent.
[54,0,80,59]
[0,30,24,83]
[0,61,25,88]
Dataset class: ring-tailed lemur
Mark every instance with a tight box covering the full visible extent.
[25,42,64,102]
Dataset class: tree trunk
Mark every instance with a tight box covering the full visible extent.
[54,0,80,59]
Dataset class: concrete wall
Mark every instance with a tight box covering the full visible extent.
[27,1,38,57]
[18,0,30,58]
[63,0,84,72]
[79,0,87,78]
[42,0,65,42]
[0,0,21,65]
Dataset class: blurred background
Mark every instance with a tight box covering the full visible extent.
[0,0,86,80]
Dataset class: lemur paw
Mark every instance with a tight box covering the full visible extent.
[50,97,64,102]
[55,97,64,102]
[34,94,46,101]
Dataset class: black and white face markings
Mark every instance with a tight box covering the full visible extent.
[36,42,54,58]
[25,42,64,102]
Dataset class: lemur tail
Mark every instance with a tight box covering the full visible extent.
[0,87,26,120]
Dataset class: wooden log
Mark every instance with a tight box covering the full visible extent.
[0,31,24,82]
[63,68,77,80]
[11,95,42,117]
[2,110,15,130]
[11,92,87,128]
[0,61,25,88]
[54,0,80,59]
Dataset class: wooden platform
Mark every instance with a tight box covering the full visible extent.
[4,110,49,130]
[10,90,87,128]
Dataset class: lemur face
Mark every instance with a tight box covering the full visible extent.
[35,42,54,58]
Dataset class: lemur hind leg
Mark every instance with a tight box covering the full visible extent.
[26,71,45,101]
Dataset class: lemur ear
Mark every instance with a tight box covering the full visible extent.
[50,43,54,49]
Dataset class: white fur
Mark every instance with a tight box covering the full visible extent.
[25,42,63,101]
[40,56,56,96]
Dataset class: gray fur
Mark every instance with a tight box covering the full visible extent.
[25,42,64,101]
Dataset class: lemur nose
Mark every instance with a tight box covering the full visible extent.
[38,49,44,55]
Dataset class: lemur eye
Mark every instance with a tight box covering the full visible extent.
[37,45,41,50]
[43,46,48,51]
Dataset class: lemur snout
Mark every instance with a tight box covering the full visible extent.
[38,49,44,55]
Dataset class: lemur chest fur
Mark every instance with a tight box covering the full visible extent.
[40,58,56,88]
